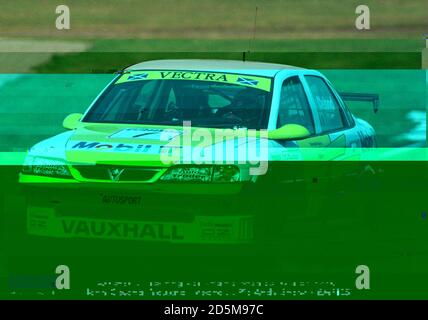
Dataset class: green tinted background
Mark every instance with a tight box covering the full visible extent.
[0,0,427,300]
[0,71,427,299]
[0,70,425,150]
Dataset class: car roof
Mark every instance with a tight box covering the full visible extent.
[125,59,304,77]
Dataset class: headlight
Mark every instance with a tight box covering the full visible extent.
[22,156,72,178]
[212,165,240,182]
[160,165,240,183]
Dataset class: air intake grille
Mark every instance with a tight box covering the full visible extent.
[74,165,162,182]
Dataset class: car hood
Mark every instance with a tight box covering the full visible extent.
[48,123,267,167]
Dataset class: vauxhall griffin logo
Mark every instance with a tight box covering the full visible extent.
[108,168,125,181]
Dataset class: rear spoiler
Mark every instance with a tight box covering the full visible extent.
[339,92,379,114]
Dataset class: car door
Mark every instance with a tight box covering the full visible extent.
[265,75,330,225]
[303,74,366,222]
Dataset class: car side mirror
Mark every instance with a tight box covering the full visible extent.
[268,124,311,140]
[63,113,83,130]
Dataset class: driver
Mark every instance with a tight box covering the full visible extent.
[216,88,262,127]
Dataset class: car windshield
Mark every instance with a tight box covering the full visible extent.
[83,70,273,129]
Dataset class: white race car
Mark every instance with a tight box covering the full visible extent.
[19,60,378,243]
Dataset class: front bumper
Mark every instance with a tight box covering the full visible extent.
[20,177,256,244]
[27,206,254,244]
[19,173,246,195]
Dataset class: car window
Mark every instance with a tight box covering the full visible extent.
[208,94,230,109]
[84,75,273,129]
[305,76,344,132]
[339,100,356,127]
[278,76,314,134]
[134,80,158,108]
[101,85,142,122]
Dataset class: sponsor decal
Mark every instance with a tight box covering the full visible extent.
[101,194,142,206]
[157,71,227,82]
[200,222,233,240]
[27,207,254,243]
[115,70,272,92]
[70,141,174,153]
[61,219,184,240]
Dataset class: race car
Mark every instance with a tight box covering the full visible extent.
[19,60,377,244]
